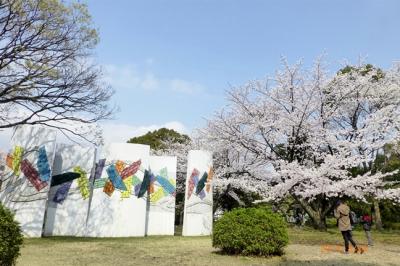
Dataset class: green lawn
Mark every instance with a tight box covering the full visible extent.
[288,226,400,246]
[17,228,400,266]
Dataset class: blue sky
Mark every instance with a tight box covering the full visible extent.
[0,1,398,148]
[86,0,400,141]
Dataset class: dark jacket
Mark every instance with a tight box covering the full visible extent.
[361,214,372,231]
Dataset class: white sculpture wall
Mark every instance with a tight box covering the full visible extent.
[43,144,96,236]
[146,156,177,236]
[182,150,213,236]
[1,126,214,238]
[85,143,150,237]
[0,126,57,237]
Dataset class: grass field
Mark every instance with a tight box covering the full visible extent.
[17,227,400,266]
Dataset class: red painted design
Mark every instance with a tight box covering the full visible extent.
[20,159,47,191]
[120,160,141,179]
[187,168,199,200]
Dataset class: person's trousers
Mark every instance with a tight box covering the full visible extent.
[341,230,357,252]
[365,230,373,245]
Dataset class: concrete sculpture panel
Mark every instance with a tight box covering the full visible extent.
[182,150,213,236]
[0,126,57,237]
[85,143,150,237]
[146,156,177,235]
[43,144,96,236]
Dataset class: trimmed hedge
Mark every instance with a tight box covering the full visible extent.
[213,207,288,256]
[0,202,23,266]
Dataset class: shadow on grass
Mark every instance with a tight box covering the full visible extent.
[30,235,211,244]
[25,236,156,245]
[210,250,376,266]
[211,248,285,264]
[278,259,377,266]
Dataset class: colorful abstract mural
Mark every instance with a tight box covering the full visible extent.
[86,143,150,237]
[187,166,214,201]
[146,156,177,236]
[91,159,143,199]
[183,150,213,236]
[1,126,212,238]
[0,125,57,237]
[43,144,95,237]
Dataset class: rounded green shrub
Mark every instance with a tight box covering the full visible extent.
[0,202,24,266]
[213,207,288,256]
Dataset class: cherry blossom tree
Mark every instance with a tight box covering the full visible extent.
[204,57,400,230]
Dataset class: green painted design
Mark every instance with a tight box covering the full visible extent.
[159,167,168,178]
[150,187,165,203]
[121,176,133,198]
[74,166,90,199]
[132,175,141,186]
[12,146,23,176]
[93,178,107,189]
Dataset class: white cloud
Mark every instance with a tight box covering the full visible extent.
[102,64,142,90]
[103,64,205,94]
[145,58,155,66]
[100,121,188,143]
[141,73,159,90]
[169,79,205,94]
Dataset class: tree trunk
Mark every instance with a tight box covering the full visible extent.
[373,198,383,230]
[309,213,327,231]
[293,196,329,231]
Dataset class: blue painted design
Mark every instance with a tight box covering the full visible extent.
[106,165,127,191]
[195,171,208,195]
[53,181,72,203]
[156,175,175,195]
[134,184,141,196]
[138,170,152,198]
[198,189,206,200]
[150,173,156,183]
[37,146,51,182]
[90,158,106,181]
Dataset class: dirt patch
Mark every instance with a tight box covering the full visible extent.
[281,243,400,266]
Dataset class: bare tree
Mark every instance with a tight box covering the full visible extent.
[0,0,114,144]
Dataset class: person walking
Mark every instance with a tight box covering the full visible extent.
[361,213,374,246]
[334,200,363,254]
